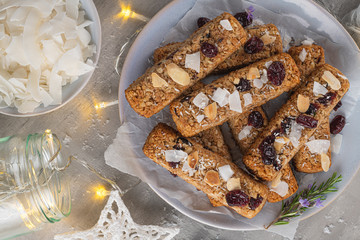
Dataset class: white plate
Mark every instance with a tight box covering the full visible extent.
[0,0,102,117]
[119,0,360,230]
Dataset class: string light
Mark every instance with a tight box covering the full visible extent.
[114,3,149,22]
[94,186,111,199]
[94,100,119,110]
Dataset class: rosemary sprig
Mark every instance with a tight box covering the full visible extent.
[265,172,342,229]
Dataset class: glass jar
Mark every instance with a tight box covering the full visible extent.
[0,130,71,240]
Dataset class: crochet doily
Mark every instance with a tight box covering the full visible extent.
[54,191,180,240]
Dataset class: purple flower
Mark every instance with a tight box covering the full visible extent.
[315,198,324,208]
[299,198,310,207]
[246,6,255,22]
[308,184,313,189]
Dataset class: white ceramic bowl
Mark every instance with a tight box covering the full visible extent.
[0,0,102,117]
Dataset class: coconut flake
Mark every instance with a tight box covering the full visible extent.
[196,114,205,123]
[282,34,292,51]
[265,61,273,68]
[331,134,343,154]
[289,121,303,148]
[261,69,268,83]
[253,78,263,89]
[301,37,314,45]
[182,161,196,177]
[337,74,348,80]
[212,88,230,107]
[243,93,252,106]
[185,51,200,73]
[229,90,242,113]
[305,139,330,154]
[220,20,233,31]
[238,126,253,140]
[193,92,209,109]
[165,150,188,163]
[299,48,307,62]
[270,181,289,197]
[313,81,328,96]
[218,165,234,181]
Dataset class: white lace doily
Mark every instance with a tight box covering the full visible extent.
[54,191,180,240]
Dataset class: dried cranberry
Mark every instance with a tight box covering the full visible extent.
[249,195,263,210]
[235,78,251,92]
[226,190,250,206]
[296,115,318,129]
[244,37,264,54]
[248,111,264,128]
[234,12,253,27]
[168,162,179,169]
[267,61,285,86]
[259,136,275,152]
[261,144,276,165]
[305,103,320,116]
[176,137,192,146]
[317,92,337,105]
[197,17,210,28]
[330,115,346,134]
[334,101,342,111]
[169,171,177,177]
[201,42,218,58]
[281,117,293,135]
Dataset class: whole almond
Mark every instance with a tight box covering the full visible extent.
[226,177,241,191]
[297,94,310,113]
[321,153,330,172]
[204,170,220,186]
[260,34,276,45]
[188,151,199,169]
[204,102,217,120]
[151,73,168,88]
[322,71,341,90]
[166,63,191,86]
[247,67,260,80]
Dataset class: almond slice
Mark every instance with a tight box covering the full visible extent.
[166,63,191,86]
[321,71,341,90]
[204,102,217,120]
[321,153,330,172]
[151,73,168,88]
[226,178,241,191]
[247,67,260,80]
[260,33,276,45]
[271,172,282,188]
[297,94,310,113]
[274,137,290,152]
[233,77,240,84]
[187,151,199,169]
[204,170,220,186]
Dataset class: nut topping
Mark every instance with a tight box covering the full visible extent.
[187,151,199,169]
[247,67,260,80]
[271,172,282,188]
[260,33,276,45]
[297,94,310,113]
[321,153,330,172]
[204,102,217,120]
[321,71,341,90]
[274,137,289,152]
[166,63,191,86]
[226,177,241,191]
[204,170,220,186]
[151,73,168,88]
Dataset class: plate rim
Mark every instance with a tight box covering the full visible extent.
[119,0,360,231]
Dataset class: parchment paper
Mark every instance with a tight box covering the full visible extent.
[105,0,360,239]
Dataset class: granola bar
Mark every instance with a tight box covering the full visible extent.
[288,44,325,80]
[125,12,247,118]
[227,107,298,202]
[242,64,350,181]
[143,123,268,219]
[170,53,301,137]
[293,118,331,173]
[154,24,283,73]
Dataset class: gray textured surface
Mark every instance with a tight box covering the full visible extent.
[1,0,359,239]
